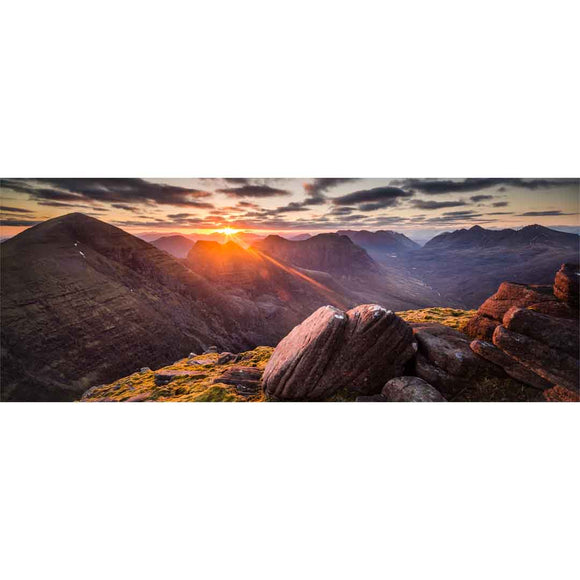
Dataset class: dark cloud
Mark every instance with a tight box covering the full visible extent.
[35,201,110,212]
[24,187,86,202]
[273,202,310,214]
[328,206,356,216]
[0,218,42,227]
[394,178,578,195]
[303,178,358,205]
[410,199,467,210]
[492,201,509,207]
[470,195,493,202]
[331,186,413,210]
[222,178,252,185]
[518,210,577,216]
[112,217,206,228]
[37,201,87,208]
[0,206,34,213]
[167,212,195,219]
[2,178,213,207]
[216,185,291,198]
[442,210,480,216]
[111,204,139,212]
[486,211,514,215]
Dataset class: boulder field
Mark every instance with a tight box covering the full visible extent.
[260,263,579,402]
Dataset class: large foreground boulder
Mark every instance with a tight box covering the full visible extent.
[262,304,415,401]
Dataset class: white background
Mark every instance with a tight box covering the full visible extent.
[1,1,579,580]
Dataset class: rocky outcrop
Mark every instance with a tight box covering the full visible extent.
[470,339,552,390]
[212,366,263,398]
[262,304,415,401]
[553,263,579,308]
[502,307,579,358]
[543,386,580,402]
[155,370,207,386]
[492,325,578,392]
[463,314,499,341]
[412,323,505,398]
[464,272,578,341]
[381,376,446,402]
[465,265,580,397]
[464,282,560,340]
[217,352,237,365]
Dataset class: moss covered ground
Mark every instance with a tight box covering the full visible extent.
[397,307,476,331]
[81,346,273,402]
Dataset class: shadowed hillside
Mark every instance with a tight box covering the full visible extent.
[0,214,254,401]
[253,233,454,309]
[390,225,580,308]
[151,234,196,258]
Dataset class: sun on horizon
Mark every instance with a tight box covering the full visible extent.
[215,226,241,237]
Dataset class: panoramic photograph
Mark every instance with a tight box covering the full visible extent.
[1,177,579,403]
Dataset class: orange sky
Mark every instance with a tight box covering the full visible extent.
[1,178,578,241]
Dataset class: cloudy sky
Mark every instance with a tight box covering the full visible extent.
[1,178,578,241]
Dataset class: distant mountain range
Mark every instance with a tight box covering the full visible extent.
[424,224,578,250]
[407,224,579,307]
[149,232,305,259]
[252,234,448,308]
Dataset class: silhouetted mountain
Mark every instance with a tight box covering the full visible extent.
[287,233,311,241]
[0,214,266,401]
[409,225,580,307]
[337,229,420,255]
[254,233,378,276]
[186,240,349,316]
[425,224,579,251]
[151,234,196,258]
[253,233,451,308]
[136,231,192,242]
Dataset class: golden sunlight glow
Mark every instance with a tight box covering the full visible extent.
[217,227,240,237]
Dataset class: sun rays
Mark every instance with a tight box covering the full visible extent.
[217,227,240,237]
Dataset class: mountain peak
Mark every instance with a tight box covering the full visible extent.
[520,224,546,231]
[253,231,378,275]
[336,229,420,253]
